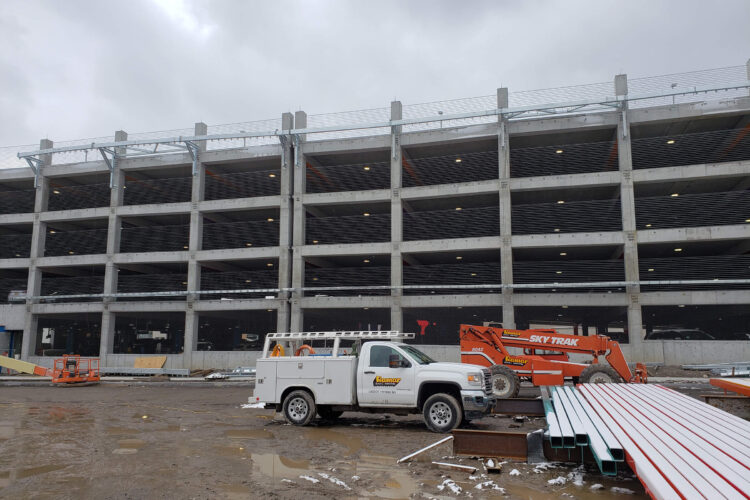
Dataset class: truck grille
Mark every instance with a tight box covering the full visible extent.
[482,368,492,395]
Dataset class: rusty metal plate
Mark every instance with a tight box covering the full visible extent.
[452,429,528,460]
[493,398,544,416]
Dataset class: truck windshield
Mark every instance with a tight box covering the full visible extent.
[400,345,436,365]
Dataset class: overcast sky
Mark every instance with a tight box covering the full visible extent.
[1,0,748,147]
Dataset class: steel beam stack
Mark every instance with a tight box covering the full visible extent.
[577,383,750,499]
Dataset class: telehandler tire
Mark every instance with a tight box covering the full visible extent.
[282,390,317,426]
[423,393,462,433]
[579,364,622,384]
[490,365,520,398]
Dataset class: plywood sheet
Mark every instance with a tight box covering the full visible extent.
[134,356,166,368]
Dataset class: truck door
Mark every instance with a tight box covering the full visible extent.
[358,344,415,407]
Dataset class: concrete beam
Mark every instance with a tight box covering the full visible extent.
[300,135,390,155]
[302,189,390,206]
[116,202,191,217]
[30,302,104,314]
[508,113,620,136]
[35,254,108,267]
[510,171,621,192]
[401,179,499,200]
[300,242,391,257]
[39,207,110,222]
[400,123,497,147]
[193,298,284,312]
[512,293,629,307]
[512,231,624,248]
[202,144,281,164]
[639,290,750,306]
[108,301,187,313]
[113,251,189,265]
[198,196,281,213]
[0,213,34,225]
[627,97,750,126]
[299,296,392,309]
[401,236,503,255]
[0,258,32,269]
[632,160,750,184]
[401,294,502,308]
[637,224,750,244]
[195,246,281,262]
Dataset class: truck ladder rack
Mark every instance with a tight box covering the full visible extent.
[262,331,415,357]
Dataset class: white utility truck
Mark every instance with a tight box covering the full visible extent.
[252,331,496,432]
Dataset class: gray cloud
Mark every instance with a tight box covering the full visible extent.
[1,0,748,146]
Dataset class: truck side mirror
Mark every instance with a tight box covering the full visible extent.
[389,355,409,368]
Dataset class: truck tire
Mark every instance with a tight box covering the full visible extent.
[579,364,622,384]
[282,390,316,426]
[490,365,520,399]
[423,393,463,433]
[317,406,343,420]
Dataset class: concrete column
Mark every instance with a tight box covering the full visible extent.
[390,101,403,332]
[100,130,128,358]
[184,122,207,367]
[290,111,307,332]
[277,112,294,332]
[21,138,53,359]
[615,74,644,359]
[497,88,515,328]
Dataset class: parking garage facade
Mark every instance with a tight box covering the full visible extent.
[1,63,749,369]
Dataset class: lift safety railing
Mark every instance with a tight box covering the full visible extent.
[15,71,750,189]
[10,278,750,302]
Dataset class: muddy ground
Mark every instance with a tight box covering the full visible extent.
[0,381,713,499]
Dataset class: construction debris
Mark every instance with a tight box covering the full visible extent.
[682,362,750,377]
[134,356,166,369]
[396,436,453,464]
[483,458,503,473]
[431,462,477,474]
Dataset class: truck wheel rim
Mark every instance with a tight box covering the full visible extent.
[289,397,308,420]
[492,376,510,397]
[429,402,452,426]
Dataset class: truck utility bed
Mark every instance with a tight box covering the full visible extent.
[256,356,357,405]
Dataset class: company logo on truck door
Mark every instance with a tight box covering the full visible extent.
[528,335,579,347]
[503,355,528,366]
[374,376,401,386]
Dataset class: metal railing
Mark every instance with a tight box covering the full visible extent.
[3,65,747,171]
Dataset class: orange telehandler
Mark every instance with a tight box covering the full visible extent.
[459,324,647,398]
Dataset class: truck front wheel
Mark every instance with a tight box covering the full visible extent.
[282,390,316,426]
[423,393,462,433]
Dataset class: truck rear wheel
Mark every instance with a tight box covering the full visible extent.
[579,364,621,384]
[282,390,316,426]
[423,393,462,433]
[490,365,520,399]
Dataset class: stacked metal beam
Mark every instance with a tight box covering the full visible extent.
[575,383,750,499]
[542,386,623,475]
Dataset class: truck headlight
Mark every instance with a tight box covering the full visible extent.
[467,373,482,386]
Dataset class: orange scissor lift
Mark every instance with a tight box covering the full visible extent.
[459,324,647,398]
[0,354,100,384]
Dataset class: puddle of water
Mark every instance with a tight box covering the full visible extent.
[16,465,66,480]
[304,427,364,455]
[355,454,428,499]
[106,427,139,435]
[224,429,274,439]
[214,445,247,457]
[117,439,146,449]
[251,453,311,480]
[219,484,254,500]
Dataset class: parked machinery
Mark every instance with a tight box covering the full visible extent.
[459,324,647,398]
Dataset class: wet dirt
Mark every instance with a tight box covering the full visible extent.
[0,383,676,498]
